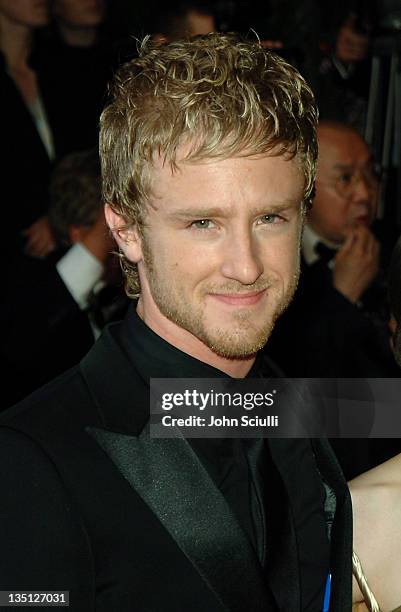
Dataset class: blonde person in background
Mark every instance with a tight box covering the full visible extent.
[351,236,401,612]
[350,453,401,612]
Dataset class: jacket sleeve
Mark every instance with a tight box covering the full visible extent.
[0,427,94,611]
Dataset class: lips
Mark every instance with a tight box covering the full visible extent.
[353,215,370,225]
[209,289,267,306]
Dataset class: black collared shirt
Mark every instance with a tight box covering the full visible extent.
[118,307,330,611]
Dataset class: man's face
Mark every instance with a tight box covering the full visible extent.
[0,0,49,27]
[184,10,215,37]
[335,17,369,64]
[119,152,305,360]
[54,0,105,27]
[308,126,378,244]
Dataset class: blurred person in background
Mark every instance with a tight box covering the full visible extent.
[151,1,215,43]
[314,5,374,134]
[0,0,56,258]
[1,149,123,409]
[48,148,127,331]
[269,121,401,479]
[349,241,401,611]
[350,452,401,612]
[52,0,106,47]
[33,0,112,157]
[270,120,398,379]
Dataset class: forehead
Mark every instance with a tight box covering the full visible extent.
[185,10,215,35]
[149,152,305,210]
[317,127,371,174]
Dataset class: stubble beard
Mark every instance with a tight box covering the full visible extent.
[142,237,300,359]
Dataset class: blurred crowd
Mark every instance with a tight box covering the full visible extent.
[1,0,401,458]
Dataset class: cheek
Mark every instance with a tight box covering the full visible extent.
[167,237,219,274]
[333,203,352,228]
[315,200,347,231]
[155,241,214,288]
[264,231,301,282]
[311,189,337,222]
[312,202,331,224]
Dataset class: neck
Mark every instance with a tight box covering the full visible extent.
[136,298,255,378]
[0,15,32,71]
[57,23,97,47]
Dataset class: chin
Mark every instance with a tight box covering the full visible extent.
[208,341,265,360]
[202,323,274,360]
[353,217,371,227]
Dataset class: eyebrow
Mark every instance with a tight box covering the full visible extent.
[333,156,374,171]
[333,164,353,170]
[166,200,300,220]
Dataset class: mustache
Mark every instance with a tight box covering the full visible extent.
[203,279,273,294]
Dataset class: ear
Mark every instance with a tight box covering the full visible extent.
[151,32,169,45]
[104,204,143,264]
[68,225,90,244]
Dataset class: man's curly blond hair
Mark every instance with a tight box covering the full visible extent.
[100,33,318,297]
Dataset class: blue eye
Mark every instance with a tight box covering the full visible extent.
[258,214,282,224]
[190,219,214,229]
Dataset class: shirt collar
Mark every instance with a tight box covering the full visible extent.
[302,225,339,266]
[118,305,274,382]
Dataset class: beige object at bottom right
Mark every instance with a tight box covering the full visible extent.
[350,453,401,612]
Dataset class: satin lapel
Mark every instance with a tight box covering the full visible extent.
[266,439,301,612]
[88,426,277,612]
[245,439,268,567]
[311,439,352,611]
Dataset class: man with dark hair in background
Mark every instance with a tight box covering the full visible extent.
[151,1,215,42]
[314,3,374,133]
[1,150,118,408]
[270,120,398,378]
[269,120,400,479]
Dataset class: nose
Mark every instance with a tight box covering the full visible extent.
[220,227,264,286]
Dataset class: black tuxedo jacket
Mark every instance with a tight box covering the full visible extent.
[0,322,352,611]
[0,53,53,249]
[269,255,399,378]
[1,252,94,408]
[268,255,401,479]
